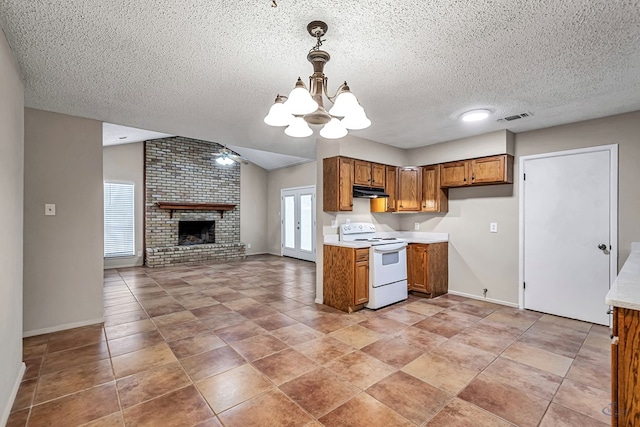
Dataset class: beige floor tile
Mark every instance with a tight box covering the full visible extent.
[426,397,514,426]
[325,351,396,390]
[502,341,573,376]
[553,379,612,424]
[318,392,414,427]
[116,362,191,408]
[402,353,477,395]
[197,364,273,413]
[217,389,314,426]
[329,324,382,349]
[111,342,177,378]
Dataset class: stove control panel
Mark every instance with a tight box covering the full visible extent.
[340,223,376,235]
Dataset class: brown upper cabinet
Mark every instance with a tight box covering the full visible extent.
[370,165,398,213]
[323,156,354,212]
[440,154,514,188]
[397,167,422,212]
[354,160,386,188]
[421,165,448,213]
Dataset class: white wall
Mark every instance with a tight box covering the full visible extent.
[400,111,640,305]
[24,108,104,336]
[0,26,25,426]
[267,161,317,255]
[241,162,269,255]
[103,142,144,268]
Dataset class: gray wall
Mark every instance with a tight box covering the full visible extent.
[240,162,269,255]
[0,27,25,425]
[103,141,144,268]
[24,108,104,336]
[401,110,640,305]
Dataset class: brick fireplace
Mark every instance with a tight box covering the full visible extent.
[144,136,245,267]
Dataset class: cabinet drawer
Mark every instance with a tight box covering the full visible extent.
[355,249,369,262]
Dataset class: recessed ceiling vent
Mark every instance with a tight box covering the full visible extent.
[497,112,534,122]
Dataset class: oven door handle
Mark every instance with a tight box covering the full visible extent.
[373,243,407,253]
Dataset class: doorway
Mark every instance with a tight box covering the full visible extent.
[281,186,316,262]
[519,145,617,325]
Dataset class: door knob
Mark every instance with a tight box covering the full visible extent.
[598,244,607,251]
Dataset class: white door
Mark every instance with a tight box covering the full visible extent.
[281,186,316,262]
[521,146,617,325]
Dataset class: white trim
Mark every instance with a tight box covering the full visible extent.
[315,298,323,305]
[23,317,104,338]
[447,290,519,308]
[1,362,25,427]
[519,144,619,309]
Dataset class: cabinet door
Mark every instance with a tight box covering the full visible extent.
[353,160,372,186]
[371,163,386,188]
[422,165,448,212]
[354,261,369,305]
[408,244,428,293]
[385,166,398,212]
[440,161,469,187]
[397,167,422,212]
[470,155,505,184]
[338,157,354,211]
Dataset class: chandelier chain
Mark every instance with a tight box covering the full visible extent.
[310,32,325,52]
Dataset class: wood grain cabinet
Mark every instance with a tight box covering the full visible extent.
[323,245,369,312]
[440,154,514,188]
[323,156,354,212]
[397,167,422,212]
[611,306,640,426]
[421,165,448,213]
[354,160,385,188]
[370,165,398,213]
[407,242,448,297]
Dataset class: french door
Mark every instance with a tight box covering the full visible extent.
[281,186,316,262]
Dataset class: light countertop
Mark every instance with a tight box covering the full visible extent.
[605,242,640,310]
[323,232,449,248]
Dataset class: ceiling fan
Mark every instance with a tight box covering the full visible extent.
[207,146,250,165]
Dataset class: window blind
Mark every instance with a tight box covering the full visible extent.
[104,182,135,258]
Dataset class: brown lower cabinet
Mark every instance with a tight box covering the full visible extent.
[407,242,448,297]
[611,306,640,426]
[323,245,369,313]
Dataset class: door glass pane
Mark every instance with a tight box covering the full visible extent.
[284,196,295,249]
[300,194,312,251]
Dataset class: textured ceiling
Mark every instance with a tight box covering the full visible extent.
[1,1,639,160]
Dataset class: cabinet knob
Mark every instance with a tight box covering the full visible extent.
[472,175,475,180]
[463,177,467,182]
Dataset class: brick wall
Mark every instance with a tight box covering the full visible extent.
[145,137,245,267]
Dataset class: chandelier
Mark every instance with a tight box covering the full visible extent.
[264,21,371,139]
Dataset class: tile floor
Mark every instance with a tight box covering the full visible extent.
[8,254,613,426]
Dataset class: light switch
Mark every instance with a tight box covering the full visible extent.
[45,204,56,216]
[490,222,498,233]
[414,222,420,230]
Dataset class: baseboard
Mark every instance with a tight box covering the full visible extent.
[23,317,104,338]
[447,290,519,308]
[315,298,323,305]
[1,362,25,427]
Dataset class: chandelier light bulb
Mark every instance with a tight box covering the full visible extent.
[328,89,360,117]
[284,78,318,115]
[285,117,313,138]
[320,118,348,139]
[264,96,293,127]
[341,105,371,130]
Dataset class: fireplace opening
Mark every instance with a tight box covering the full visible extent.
[178,221,215,246]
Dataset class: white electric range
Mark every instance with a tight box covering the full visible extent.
[339,223,408,309]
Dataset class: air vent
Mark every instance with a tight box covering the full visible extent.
[497,112,533,122]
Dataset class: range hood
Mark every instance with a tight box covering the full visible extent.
[353,185,389,199]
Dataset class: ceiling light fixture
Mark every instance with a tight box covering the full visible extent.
[264,21,370,139]
[215,154,235,166]
[461,109,492,122]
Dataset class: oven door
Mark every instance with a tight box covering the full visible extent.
[371,243,407,288]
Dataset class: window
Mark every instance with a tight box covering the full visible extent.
[104,182,135,258]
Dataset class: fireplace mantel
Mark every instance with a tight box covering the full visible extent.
[156,202,236,218]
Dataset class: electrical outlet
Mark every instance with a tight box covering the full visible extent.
[345,218,350,224]
[414,222,420,230]
[247,243,252,249]
[45,204,56,216]
[331,219,338,228]
[137,251,142,257]
[490,222,498,233]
